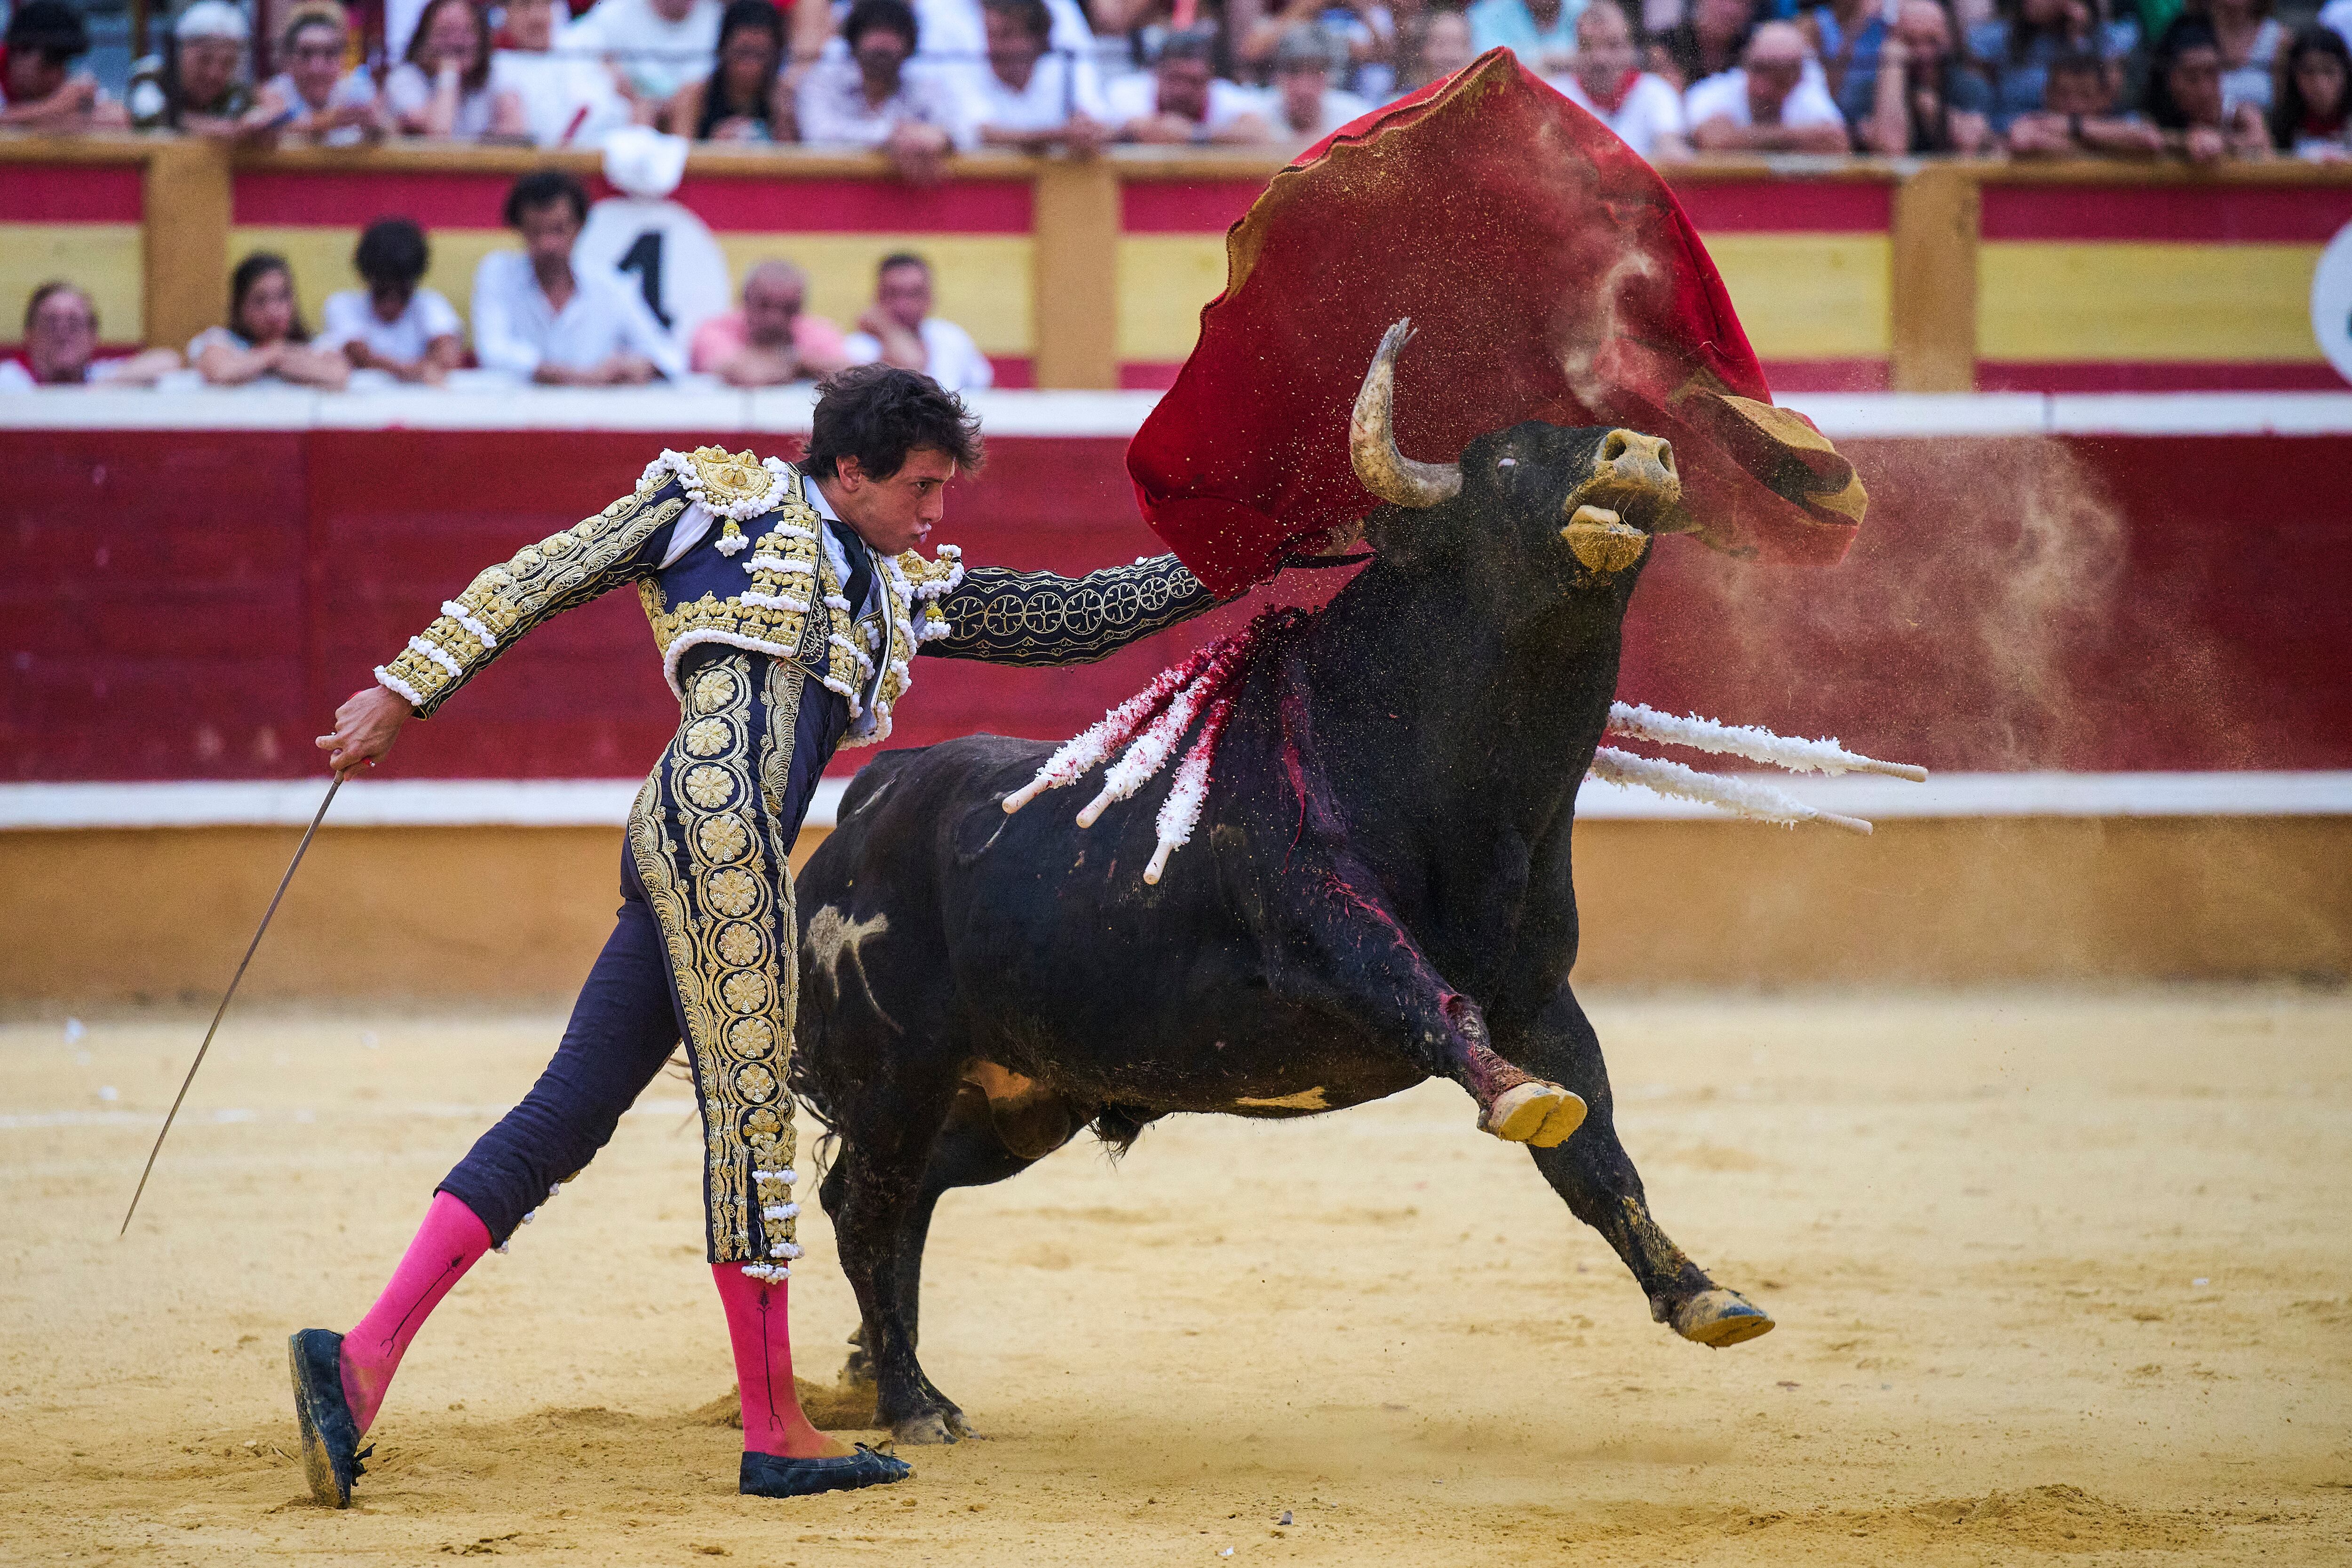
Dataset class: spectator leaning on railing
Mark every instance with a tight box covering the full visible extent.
[2273,25,2351,158]
[254,1,385,145]
[1554,0,1690,159]
[1858,0,1994,152]
[1685,20,1851,150]
[845,252,993,393]
[2004,45,2164,153]
[1651,0,1756,90]
[1104,26,1273,142]
[191,253,352,389]
[493,0,637,147]
[1966,0,2118,134]
[473,169,685,385]
[667,0,797,141]
[1400,7,1476,93]
[321,218,467,384]
[690,260,858,386]
[2144,14,2270,159]
[2200,0,2280,117]
[1266,24,1372,142]
[385,0,528,138]
[1,284,180,391]
[798,0,969,179]
[127,0,256,135]
[1801,0,1886,105]
[1,0,127,130]
[962,0,1110,152]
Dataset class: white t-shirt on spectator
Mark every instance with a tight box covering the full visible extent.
[0,356,135,390]
[798,56,973,148]
[959,51,1107,133]
[1682,67,1843,130]
[1274,85,1373,142]
[381,62,503,138]
[1102,71,1266,134]
[319,287,464,362]
[491,48,635,147]
[562,0,721,103]
[470,249,686,380]
[1555,70,1686,158]
[845,317,994,393]
[260,69,380,143]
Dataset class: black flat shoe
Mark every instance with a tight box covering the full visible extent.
[288,1329,371,1508]
[739,1444,911,1498]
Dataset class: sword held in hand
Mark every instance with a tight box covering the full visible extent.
[117,771,346,1236]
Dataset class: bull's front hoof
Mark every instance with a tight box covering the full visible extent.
[1666,1288,1775,1347]
[890,1406,976,1446]
[1480,1081,1588,1147]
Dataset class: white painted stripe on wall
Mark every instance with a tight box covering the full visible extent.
[5,389,2349,438]
[2,773,2344,833]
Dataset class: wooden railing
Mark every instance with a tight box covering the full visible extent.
[3,132,2349,391]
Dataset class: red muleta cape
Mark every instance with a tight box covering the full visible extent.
[1127,49,1868,597]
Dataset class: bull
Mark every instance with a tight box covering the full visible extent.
[790,324,1775,1445]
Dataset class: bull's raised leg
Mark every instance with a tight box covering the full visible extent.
[1505,986,1773,1347]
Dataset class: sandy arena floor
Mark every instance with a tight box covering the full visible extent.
[2,989,2348,1565]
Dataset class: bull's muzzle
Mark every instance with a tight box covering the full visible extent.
[1561,429,1680,575]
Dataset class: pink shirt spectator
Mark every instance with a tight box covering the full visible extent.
[689,309,854,374]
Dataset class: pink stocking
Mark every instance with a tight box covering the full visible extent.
[711,1265,844,1459]
[340,1191,492,1434]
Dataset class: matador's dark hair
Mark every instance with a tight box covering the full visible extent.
[803,364,985,481]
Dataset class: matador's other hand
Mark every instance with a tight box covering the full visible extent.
[318,684,413,775]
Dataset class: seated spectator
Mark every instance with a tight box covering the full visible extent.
[845,253,993,393]
[1,283,180,390]
[2273,25,2351,158]
[1686,21,1851,149]
[2005,47,2163,153]
[564,0,723,109]
[667,0,796,141]
[254,2,384,145]
[385,0,526,138]
[963,0,1110,152]
[1105,26,1274,141]
[1267,24,1372,141]
[798,0,968,181]
[1241,0,1395,94]
[1467,0,1579,74]
[1858,0,1993,151]
[1400,6,1477,91]
[1802,0,1886,103]
[1967,0,2106,132]
[320,219,465,383]
[127,0,257,135]
[491,0,636,147]
[2144,16,2270,158]
[472,169,683,384]
[2202,0,2280,118]
[1,0,128,130]
[191,253,351,389]
[1651,0,1756,89]
[1554,0,1691,159]
[691,261,857,386]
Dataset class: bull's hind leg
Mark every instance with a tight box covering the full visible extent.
[1510,987,1774,1348]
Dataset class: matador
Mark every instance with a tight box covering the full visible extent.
[288,368,1218,1505]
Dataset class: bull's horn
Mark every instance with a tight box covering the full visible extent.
[1351,319,1462,509]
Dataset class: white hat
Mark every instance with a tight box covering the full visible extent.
[601,125,690,200]
[174,0,251,40]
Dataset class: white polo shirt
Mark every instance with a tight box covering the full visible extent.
[844,317,994,394]
[959,51,1108,133]
[1682,68,1843,131]
[319,287,464,363]
[469,250,685,380]
[1555,71,1687,159]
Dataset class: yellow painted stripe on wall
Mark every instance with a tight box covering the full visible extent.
[0,223,143,342]
[1117,232,1891,365]
[231,227,1033,356]
[1702,234,1891,360]
[1979,242,2323,363]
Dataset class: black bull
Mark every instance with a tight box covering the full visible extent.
[790,356,1775,1445]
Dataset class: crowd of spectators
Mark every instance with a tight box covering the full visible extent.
[0,166,998,394]
[5,0,2346,160]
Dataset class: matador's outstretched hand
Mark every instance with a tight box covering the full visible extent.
[318,685,412,775]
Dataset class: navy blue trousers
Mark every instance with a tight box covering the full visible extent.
[436,848,683,1244]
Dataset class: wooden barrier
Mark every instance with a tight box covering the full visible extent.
[4,134,2350,392]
